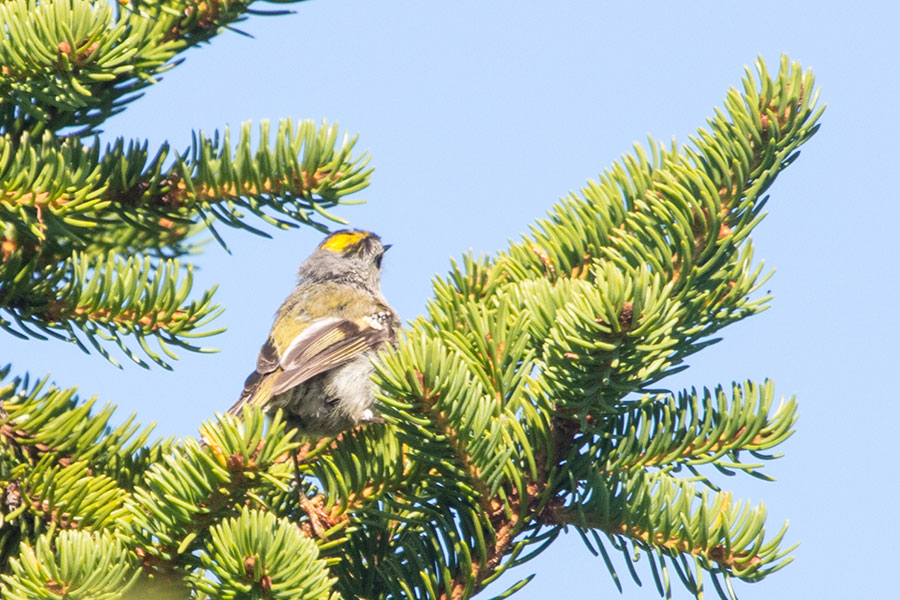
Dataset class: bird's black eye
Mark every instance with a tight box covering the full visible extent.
[374,252,384,269]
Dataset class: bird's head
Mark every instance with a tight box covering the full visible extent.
[299,229,391,291]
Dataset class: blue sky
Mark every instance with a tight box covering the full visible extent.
[6,1,899,598]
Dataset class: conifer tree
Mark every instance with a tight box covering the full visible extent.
[0,2,823,599]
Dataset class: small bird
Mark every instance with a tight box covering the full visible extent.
[229,229,400,438]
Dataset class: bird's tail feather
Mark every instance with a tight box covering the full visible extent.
[228,371,270,417]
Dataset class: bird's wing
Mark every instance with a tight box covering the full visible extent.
[228,330,289,416]
[229,315,393,417]
[226,335,274,412]
[255,336,281,372]
[270,315,391,395]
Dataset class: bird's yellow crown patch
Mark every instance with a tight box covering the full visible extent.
[319,230,371,253]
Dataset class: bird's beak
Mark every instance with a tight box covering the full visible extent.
[383,244,392,252]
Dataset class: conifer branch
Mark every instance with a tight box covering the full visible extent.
[0,0,306,137]
[371,56,822,599]
[123,410,297,577]
[0,43,823,600]
[0,530,140,600]
[190,508,336,600]
[0,365,170,571]
[0,119,369,366]
[0,366,167,486]
[298,426,404,518]
[541,471,794,587]
[0,119,371,258]
[0,250,222,368]
[600,381,796,479]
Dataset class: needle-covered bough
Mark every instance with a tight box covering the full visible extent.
[0,3,822,596]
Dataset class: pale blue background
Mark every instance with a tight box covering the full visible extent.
[6,1,899,598]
